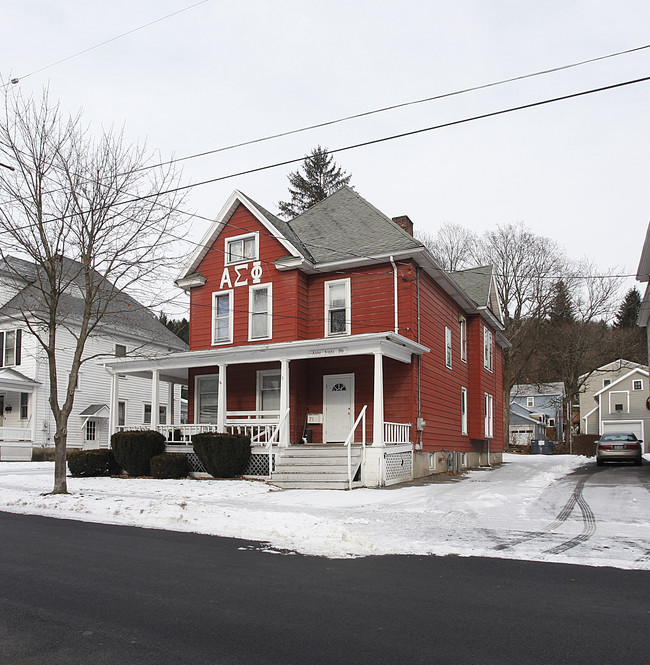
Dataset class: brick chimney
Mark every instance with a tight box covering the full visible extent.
[392,215,413,236]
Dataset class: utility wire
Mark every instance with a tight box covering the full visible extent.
[3,0,210,87]
[132,43,650,173]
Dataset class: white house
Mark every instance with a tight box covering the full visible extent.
[0,256,187,460]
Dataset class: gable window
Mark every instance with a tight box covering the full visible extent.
[212,290,233,344]
[461,387,468,435]
[115,344,127,357]
[633,379,643,391]
[20,393,28,420]
[325,278,351,336]
[196,376,219,424]
[603,379,611,387]
[249,284,272,340]
[445,327,452,369]
[459,316,467,363]
[527,397,534,408]
[225,232,258,265]
[483,327,493,372]
[0,329,22,367]
[484,393,494,438]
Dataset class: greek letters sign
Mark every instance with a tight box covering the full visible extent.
[219,261,263,289]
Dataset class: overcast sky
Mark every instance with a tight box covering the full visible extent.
[3,1,649,307]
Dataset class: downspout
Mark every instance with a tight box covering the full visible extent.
[416,267,422,449]
[390,255,398,334]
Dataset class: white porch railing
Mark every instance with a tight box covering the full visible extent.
[344,405,367,490]
[384,421,412,445]
[0,427,32,442]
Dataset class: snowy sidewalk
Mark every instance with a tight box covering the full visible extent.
[1,454,649,569]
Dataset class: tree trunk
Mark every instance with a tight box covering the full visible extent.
[52,425,68,494]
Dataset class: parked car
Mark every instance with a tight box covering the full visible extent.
[596,433,643,466]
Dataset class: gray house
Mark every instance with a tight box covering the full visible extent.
[509,382,565,445]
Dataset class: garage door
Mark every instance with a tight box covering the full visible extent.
[602,421,645,451]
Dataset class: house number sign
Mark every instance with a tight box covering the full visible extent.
[219,261,263,289]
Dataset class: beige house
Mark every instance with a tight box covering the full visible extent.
[580,359,649,451]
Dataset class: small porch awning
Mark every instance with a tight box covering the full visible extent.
[103,331,430,381]
[0,367,40,392]
[79,404,110,419]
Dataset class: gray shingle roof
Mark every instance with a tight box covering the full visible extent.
[1,255,187,352]
[450,266,494,308]
[287,186,423,263]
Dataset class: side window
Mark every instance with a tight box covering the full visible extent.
[249,284,272,340]
[325,278,351,336]
[484,393,494,438]
[0,329,22,367]
[459,316,467,363]
[445,327,452,369]
[483,327,493,372]
[20,393,29,420]
[212,290,233,344]
[461,387,468,435]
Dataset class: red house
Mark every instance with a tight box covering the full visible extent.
[107,187,508,488]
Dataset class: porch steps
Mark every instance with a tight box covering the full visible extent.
[270,445,364,490]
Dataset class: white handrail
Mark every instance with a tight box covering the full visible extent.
[266,409,289,477]
[344,405,367,490]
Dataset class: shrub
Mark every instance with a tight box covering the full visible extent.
[150,453,189,479]
[67,449,121,477]
[111,430,166,476]
[192,432,251,478]
[553,434,599,457]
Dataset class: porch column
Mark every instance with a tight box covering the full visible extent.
[217,364,227,432]
[167,382,175,426]
[280,359,290,447]
[372,351,385,446]
[151,369,160,430]
[109,372,119,435]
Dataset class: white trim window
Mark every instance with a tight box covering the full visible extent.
[225,232,258,265]
[325,278,351,336]
[143,403,152,425]
[257,369,281,413]
[459,316,467,363]
[117,401,126,427]
[115,343,127,357]
[483,327,494,372]
[633,379,643,391]
[461,387,468,435]
[212,290,233,345]
[196,375,219,424]
[0,329,22,367]
[484,393,494,438]
[445,327,452,369]
[159,405,167,425]
[20,392,29,420]
[527,396,534,408]
[249,283,272,340]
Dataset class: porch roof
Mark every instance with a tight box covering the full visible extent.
[0,367,40,392]
[104,331,430,383]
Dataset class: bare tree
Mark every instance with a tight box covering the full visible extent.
[0,88,186,494]
[417,222,476,271]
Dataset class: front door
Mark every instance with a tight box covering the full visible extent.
[323,374,354,443]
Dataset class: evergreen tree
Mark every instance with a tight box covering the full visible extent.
[277,146,351,218]
[548,280,575,323]
[158,312,189,344]
[613,287,641,329]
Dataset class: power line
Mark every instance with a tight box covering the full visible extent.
[3,0,210,87]
[133,43,650,173]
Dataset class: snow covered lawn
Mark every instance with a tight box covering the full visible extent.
[1,453,649,569]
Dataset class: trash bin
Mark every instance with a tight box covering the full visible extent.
[542,441,554,455]
[530,440,541,454]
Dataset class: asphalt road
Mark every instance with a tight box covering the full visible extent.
[0,510,648,665]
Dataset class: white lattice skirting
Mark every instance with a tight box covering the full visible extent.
[384,450,413,485]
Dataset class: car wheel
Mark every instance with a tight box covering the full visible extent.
[634,457,642,466]
[596,458,604,466]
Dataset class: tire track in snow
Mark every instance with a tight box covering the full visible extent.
[493,475,596,553]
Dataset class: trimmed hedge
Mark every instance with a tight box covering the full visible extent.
[192,432,251,478]
[111,430,166,476]
[67,449,121,477]
[150,453,189,479]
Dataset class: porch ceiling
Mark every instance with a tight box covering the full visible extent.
[104,332,429,382]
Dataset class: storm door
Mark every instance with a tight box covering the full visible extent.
[323,374,354,443]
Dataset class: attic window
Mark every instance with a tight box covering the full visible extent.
[225,233,258,265]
